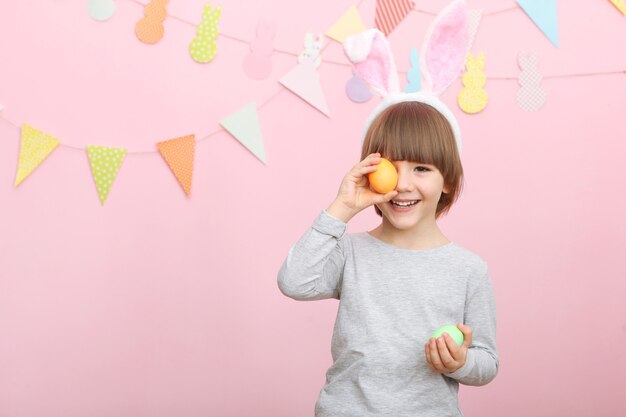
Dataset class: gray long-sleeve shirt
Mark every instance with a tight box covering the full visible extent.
[278,210,499,417]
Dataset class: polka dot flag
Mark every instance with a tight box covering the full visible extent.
[14,123,60,186]
[157,134,195,196]
[87,145,127,205]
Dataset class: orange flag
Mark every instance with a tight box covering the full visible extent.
[157,134,195,196]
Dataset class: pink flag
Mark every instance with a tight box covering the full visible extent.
[375,0,415,36]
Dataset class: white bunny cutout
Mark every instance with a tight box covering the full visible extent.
[343,0,471,154]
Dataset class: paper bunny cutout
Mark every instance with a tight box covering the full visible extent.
[516,50,546,112]
[343,0,470,154]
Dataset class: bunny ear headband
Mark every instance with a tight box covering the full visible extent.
[343,0,470,154]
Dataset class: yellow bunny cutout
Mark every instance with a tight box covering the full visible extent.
[458,52,488,114]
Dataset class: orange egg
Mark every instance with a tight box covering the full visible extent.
[368,158,398,194]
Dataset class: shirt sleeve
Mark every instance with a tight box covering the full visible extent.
[444,265,499,386]
[277,210,348,301]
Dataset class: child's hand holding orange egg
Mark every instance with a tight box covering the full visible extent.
[326,153,398,223]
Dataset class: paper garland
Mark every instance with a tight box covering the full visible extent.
[346,70,373,103]
[86,145,127,205]
[280,61,330,117]
[220,103,266,164]
[5,0,624,206]
[403,48,421,93]
[468,10,483,51]
[516,0,559,47]
[298,33,324,68]
[516,51,546,111]
[15,124,60,186]
[609,0,626,14]
[157,134,196,196]
[136,0,168,44]
[88,0,116,22]
[11,104,265,204]
[325,5,366,43]
[375,0,415,36]
[190,2,222,63]
[126,0,564,68]
[242,22,275,80]
[458,52,488,114]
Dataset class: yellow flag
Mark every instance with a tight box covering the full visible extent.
[15,123,60,186]
[609,0,626,14]
[326,5,366,43]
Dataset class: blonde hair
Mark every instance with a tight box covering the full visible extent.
[360,101,464,219]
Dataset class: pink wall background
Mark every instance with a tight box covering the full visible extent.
[1,1,625,416]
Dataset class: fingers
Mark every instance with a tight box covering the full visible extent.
[353,164,379,177]
[348,153,381,180]
[457,323,473,349]
[436,335,457,369]
[363,152,381,163]
[443,332,463,362]
[426,338,447,372]
[425,339,438,372]
[372,190,398,204]
[425,334,466,373]
[424,342,435,372]
[359,153,381,169]
[425,324,473,374]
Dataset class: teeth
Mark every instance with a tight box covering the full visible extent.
[391,200,419,207]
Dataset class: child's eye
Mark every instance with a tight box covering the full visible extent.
[414,166,430,172]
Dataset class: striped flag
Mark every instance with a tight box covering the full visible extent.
[375,0,415,36]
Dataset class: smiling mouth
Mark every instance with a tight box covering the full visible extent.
[391,200,420,208]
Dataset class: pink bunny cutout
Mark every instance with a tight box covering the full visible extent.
[343,0,470,153]
[243,21,276,80]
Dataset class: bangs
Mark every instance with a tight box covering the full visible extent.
[361,101,458,170]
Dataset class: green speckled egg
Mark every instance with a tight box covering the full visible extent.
[431,324,464,346]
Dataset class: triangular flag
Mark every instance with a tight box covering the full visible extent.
[157,134,195,196]
[326,5,367,43]
[516,0,559,47]
[220,103,266,164]
[279,61,330,117]
[15,123,60,186]
[375,0,415,36]
[86,145,126,205]
[609,0,626,15]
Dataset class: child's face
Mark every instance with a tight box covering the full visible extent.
[375,160,449,230]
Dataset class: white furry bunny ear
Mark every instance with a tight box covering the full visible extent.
[343,29,400,97]
[420,0,470,95]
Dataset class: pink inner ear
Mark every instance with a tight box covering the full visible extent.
[353,33,392,96]
[424,1,469,93]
